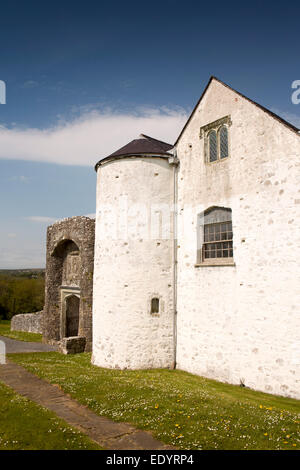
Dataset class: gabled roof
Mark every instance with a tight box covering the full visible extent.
[175,76,299,145]
[95,134,173,170]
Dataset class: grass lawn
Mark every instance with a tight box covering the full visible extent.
[0,380,101,450]
[9,352,300,450]
[0,320,42,342]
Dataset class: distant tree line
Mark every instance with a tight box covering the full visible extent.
[0,273,45,320]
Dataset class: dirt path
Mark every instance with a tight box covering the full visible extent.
[0,361,173,450]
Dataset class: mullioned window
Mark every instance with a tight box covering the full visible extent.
[200,115,232,163]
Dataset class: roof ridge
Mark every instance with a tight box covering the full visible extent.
[140,133,173,148]
[212,76,299,133]
[175,76,299,145]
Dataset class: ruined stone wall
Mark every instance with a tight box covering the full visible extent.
[62,241,81,286]
[93,157,175,369]
[43,216,95,351]
[11,311,43,334]
[176,78,300,399]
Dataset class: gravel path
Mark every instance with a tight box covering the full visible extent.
[0,335,58,353]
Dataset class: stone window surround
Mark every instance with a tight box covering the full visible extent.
[60,286,80,339]
[200,115,232,164]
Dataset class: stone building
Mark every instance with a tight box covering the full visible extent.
[174,77,300,399]
[92,77,300,399]
[35,76,299,398]
[93,135,176,369]
[43,216,95,352]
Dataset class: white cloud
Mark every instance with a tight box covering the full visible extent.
[0,107,188,167]
[7,233,17,238]
[24,216,58,223]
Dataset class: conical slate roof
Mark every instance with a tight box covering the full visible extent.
[95,134,173,169]
[108,134,173,158]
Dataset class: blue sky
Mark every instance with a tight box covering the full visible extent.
[0,0,299,268]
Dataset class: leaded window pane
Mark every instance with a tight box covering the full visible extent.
[209,130,217,162]
[219,126,228,159]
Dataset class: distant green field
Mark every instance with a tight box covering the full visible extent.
[10,352,300,450]
[0,270,45,320]
[0,320,42,342]
[0,269,45,279]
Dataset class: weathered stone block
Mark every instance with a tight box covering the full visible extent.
[59,336,86,355]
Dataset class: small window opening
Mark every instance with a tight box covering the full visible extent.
[151,297,159,314]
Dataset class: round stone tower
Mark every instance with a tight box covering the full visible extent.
[92,134,176,369]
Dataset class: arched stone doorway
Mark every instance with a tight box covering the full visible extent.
[66,295,80,337]
[43,216,95,352]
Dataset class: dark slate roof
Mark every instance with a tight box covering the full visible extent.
[175,76,300,145]
[95,134,173,169]
[108,134,173,157]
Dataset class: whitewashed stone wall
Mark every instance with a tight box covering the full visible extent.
[176,79,300,399]
[93,157,175,369]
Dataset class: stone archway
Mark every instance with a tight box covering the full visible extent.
[65,295,80,337]
[43,216,95,352]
